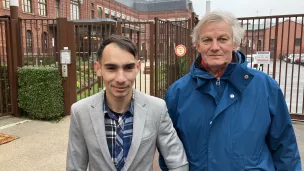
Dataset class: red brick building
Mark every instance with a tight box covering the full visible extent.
[242,20,304,59]
[0,0,195,61]
[0,0,194,22]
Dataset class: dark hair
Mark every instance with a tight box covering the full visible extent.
[96,35,137,61]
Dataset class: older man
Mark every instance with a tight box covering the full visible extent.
[159,11,301,171]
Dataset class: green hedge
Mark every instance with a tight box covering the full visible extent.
[18,66,64,120]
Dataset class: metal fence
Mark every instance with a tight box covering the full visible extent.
[238,14,304,115]
[75,18,195,100]
[20,19,58,66]
[0,19,11,116]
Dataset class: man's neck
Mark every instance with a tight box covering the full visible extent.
[105,91,132,114]
[208,65,227,78]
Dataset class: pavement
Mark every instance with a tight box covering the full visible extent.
[0,115,303,171]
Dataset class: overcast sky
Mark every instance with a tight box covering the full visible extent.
[191,0,304,18]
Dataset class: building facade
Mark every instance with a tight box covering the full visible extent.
[0,0,194,21]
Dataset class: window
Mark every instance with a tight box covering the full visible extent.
[105,13,109,18]
[42,32,48,53]
[295,38,301,46]
[70,0,79,20]
[38,0,47,16]
[270,39,275,50]
[91,3,94,19]
[257,40,262,51]
[98,7,102,18]
[26,30,33,53]
[2,0,9,9]
[22,0,32,13]
[56,0,60,17]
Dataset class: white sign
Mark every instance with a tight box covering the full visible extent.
[60,50,71,64]
[256,51,270,64]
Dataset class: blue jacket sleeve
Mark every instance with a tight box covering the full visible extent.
[159,87,179,171]
[267,85,302,171]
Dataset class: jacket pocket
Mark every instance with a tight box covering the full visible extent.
[232,155,269,171]
[140,132,156,145]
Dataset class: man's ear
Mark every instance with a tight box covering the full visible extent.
[135,60,141,75]
[94,61,102,77]
[233,43,238,51]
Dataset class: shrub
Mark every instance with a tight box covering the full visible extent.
[18,66,64,120]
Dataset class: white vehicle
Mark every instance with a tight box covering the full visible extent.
[246,55,263,70]
[286,54,304,63]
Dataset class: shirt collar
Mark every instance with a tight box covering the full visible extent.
[102,88,135,119]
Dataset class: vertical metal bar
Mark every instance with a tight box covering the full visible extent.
[149,22,155,96]
[278,17,285,86]
[0,21,3,114]
[290,16,298,113]
[284,18,292,99]
[36,20,40,66]
[138,23,142,92]
[251,19,254,68]
[1,21,8,114]
[273,17,279,79]
[267,18,272,75]
[31,20,34,66]
[87,24,91,96]
[144,23,147,94]
[295,16,304,113]
[245,19,249,56]
[262,18,267,72]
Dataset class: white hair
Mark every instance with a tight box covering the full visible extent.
[191,11,245,47]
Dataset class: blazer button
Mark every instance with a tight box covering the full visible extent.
[244,75,249,79]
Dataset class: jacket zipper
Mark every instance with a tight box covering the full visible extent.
[216,77,220,86]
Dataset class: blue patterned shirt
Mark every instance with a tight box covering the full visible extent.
[103,90,134,171]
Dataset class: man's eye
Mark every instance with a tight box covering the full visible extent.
[219,38,228,41]
[202,39,211,43]
[106,67,115,71]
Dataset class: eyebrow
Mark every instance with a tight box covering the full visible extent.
[104,62,136,68]
[201,34,230,39]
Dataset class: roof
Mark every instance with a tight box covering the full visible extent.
[72,18,117,23]
[115,0,192,12]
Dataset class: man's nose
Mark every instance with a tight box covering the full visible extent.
[115,70,127,83]
[210,40,220,51]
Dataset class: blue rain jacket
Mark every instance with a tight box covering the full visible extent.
[159,51,301,171]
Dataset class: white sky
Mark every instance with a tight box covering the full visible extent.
[191,0,304,18]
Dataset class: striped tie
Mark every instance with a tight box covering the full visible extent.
[114,117,125,170]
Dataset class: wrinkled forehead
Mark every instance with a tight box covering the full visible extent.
[198,21,233,37]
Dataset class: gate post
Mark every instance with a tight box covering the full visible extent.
[9,0,22,116]
[57,18,77,116]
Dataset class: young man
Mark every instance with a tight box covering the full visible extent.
[67,35,188,171]
[159,11,301,171]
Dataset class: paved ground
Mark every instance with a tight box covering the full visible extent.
[0,116,303,171]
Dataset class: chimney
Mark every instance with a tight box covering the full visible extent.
[206,1,211,13]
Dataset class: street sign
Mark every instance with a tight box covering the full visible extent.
[256,51,270,64]
[175,44,187,57]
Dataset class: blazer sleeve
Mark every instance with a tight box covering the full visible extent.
[266,85,302,171]
[156,102,189,171]
[66,105,89,171]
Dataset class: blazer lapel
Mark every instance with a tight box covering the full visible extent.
[123,90,148,171]
[89,91,116,171]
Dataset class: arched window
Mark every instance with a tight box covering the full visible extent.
[56,0,60,17]
[70,0,80,20]
[26,30,33,53]
[98,7,102,18]
[42,32,48,53]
